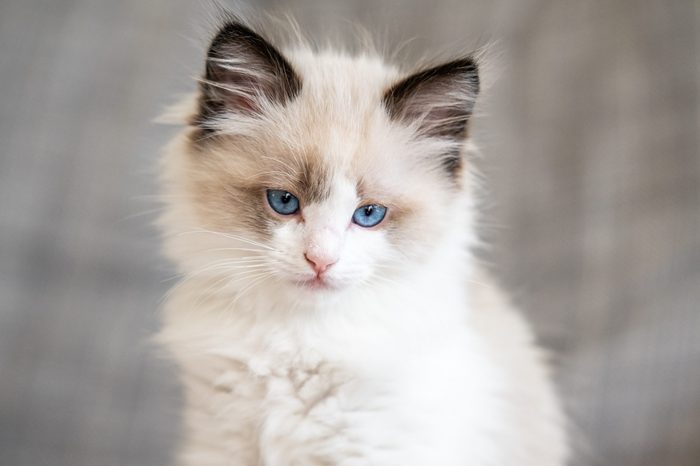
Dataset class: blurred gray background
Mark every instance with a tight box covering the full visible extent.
[0,0,698,465]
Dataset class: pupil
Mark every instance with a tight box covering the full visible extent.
[282,193,290,203]
[365,205,374,216]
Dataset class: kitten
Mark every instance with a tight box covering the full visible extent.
[158,15,568,466]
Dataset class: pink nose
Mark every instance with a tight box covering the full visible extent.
[304,252,337,275]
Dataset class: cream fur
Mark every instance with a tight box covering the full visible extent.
[157,28,568,465]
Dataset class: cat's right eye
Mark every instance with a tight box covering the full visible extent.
[266,189,300,215]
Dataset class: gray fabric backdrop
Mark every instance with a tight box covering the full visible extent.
[1,0,698,465]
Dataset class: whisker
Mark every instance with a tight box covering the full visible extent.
[193,267,275,309]
[225,272,276,314]
[163,257,270,284]
[172,229,275,251]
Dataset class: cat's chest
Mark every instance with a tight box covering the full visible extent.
[191,327,503,466]
[210,354,349,406]
[201,320,489,423]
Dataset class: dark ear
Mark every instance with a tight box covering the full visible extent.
[383,57,479,140]
[195,20,302,127]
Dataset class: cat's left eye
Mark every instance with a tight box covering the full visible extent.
[352,204,387,228]
[267,189,300,215]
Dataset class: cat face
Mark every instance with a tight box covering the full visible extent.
[170,19,479,299]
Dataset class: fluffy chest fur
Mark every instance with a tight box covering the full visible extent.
[162,276,508,466]
[160,261,566,465]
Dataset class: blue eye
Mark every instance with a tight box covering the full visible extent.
[352,204,387,228]
[267,189,300,215]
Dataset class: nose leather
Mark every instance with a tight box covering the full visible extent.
[304,252,336,274]
[304,227,341,275]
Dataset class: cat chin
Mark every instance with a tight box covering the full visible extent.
[296,276,337,291]
[256,273,369,305]
[275,269,372,293]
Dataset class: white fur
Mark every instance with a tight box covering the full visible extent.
[157,42,568,465]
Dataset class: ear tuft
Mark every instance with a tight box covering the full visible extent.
[383,57,480,141]
[195,20,301,128]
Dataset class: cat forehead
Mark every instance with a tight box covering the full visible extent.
[256,144,403,206]
[249,53,410,197]
[281,51,401,134]
[289,50,400,102]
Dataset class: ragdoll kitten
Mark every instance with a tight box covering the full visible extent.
[158,16,568,466]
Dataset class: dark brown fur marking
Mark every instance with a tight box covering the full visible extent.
[195,20,302,132]
[383,57,479,178]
